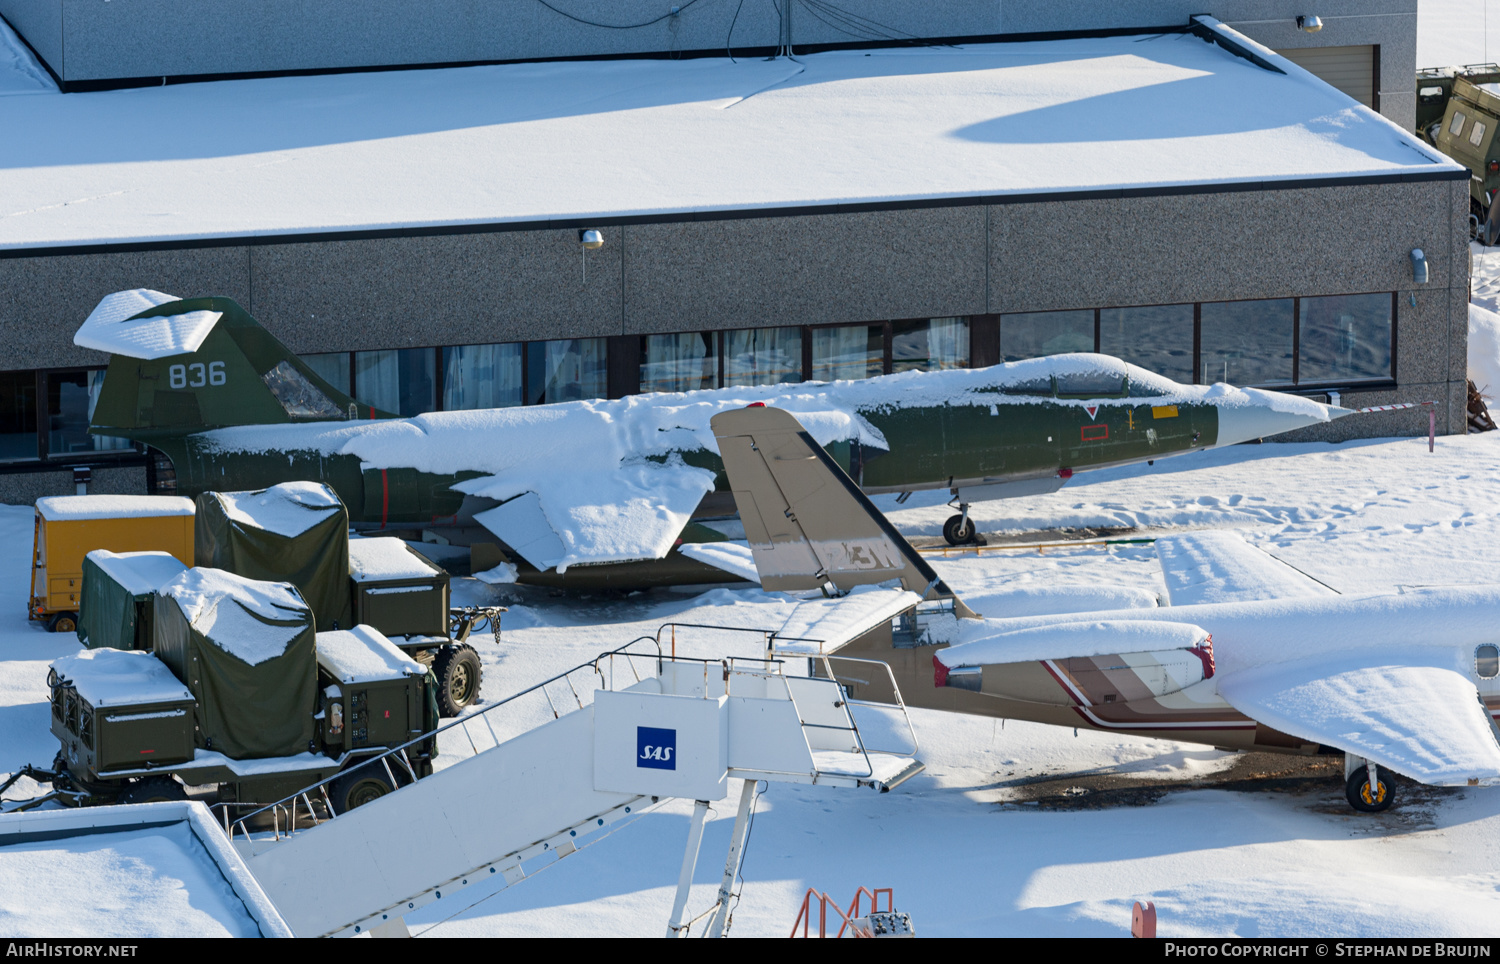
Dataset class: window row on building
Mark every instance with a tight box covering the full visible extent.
[0,292,1395,467]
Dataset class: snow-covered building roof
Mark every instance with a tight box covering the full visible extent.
[0,27,1457,251]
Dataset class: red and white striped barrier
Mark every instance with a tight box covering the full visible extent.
[1354,401,1437,452]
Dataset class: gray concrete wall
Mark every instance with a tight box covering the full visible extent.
[0,463,146,505]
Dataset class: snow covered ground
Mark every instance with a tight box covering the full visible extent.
[1421,0,1500,67]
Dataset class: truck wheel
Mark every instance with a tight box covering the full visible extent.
[330,763,396,813]
[117,776,187,805]
[433,644,482,717]
[48,612,78,634]
[1345,765,1395,813]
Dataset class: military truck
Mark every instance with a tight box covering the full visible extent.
[192,482,501,715]
[1416,64,1500,243]
[6,570,439,816]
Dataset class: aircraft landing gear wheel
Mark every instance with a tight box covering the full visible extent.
[117,776,187,806]
[433,644,482,718]
[330,763,396,813]
[943,514,977,546]
[48,612,77,634]
[1346,765,1394,812]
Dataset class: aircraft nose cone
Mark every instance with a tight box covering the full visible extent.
[1213,394,1353,446]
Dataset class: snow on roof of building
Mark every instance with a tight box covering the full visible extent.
[85,549,188,596]
[348,537,442,583]
[51,647,193,707]
[36,494,196,521]
[315,626,424,683]
[216,482,343,538]
[72,289,221,360]
[0,30,1457,250]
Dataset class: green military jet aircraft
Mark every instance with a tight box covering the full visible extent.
[77,289,1352,588]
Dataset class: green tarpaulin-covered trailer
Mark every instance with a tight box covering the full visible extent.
[78,550,188,651]
[154,567,318,760]
[195,482,352,633]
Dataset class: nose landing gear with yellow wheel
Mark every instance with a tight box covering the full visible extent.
[1345,762,1394,812]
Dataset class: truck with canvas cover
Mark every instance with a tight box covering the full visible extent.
[78,550,187,651]
[9,608,438,815]
[195,481,352,633]
[153,567,319,760]
[30,495,195,634]
[1417,65,1500,243]
[349,537,490,716]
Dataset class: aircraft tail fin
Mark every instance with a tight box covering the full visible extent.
[82,292,386,442]
[709,405,975,616]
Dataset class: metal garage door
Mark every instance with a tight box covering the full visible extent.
[1275,44,1377,108]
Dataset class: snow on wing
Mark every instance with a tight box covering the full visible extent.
[469,460,716,572]
[1218,658,1500,786]
[1155,530,1336,606]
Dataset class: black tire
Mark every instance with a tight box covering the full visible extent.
[48,612,78,635]
[942,514,976,546]
[330,762,397,814]
[117,775,187,805]
[1346,765,1395,812]
[433,644,482,717]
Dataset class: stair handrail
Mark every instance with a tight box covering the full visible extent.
[228,635,664,846]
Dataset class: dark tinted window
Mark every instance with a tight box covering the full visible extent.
[1299,293,1393,383]
[1099,304,1193,383]
[1478,644,1499,679]
[1201,299,1295,386]
[1001,310,1094,361]
[0,370,36,462]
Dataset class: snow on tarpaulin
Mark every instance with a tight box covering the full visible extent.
[36,494,195,521]
[155,568,317,760]
[772,586,922,654]
[197,354,1335,571]
[316,626,423,684]
[85,550,188,597]
[1155,530,1336,606]
[50,647,192,707]
[73,290,221,360]
[217,481,344,538]
[159,568,308,666]
[1219,657,1500,785]
[678,542,758,583]
[938,620,1210,668]
[1468,302,1500,397]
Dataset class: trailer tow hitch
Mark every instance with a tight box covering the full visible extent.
[0,765,82,813]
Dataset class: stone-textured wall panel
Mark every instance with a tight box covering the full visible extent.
[990,181,1455,314]
[0,247,249,370]
[0,464,146,506]
[249,231,623,352]
[623,208,987,334]
[1273,381,1454,442]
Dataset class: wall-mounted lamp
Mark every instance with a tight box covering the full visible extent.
[1411,248,1429,285]
[579,229,603,283]
[1297,15,1323,33]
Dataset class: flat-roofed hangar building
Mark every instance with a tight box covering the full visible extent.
[0,1,1469,503]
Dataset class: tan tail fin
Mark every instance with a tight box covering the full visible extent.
[709,406,974,616]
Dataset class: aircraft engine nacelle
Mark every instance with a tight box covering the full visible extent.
[936,643,1215,707]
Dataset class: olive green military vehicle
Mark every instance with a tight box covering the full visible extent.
[3,576,440,817]
[1417,65,1500,244]
[75,290,1352,584]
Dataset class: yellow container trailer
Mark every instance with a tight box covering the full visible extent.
[30,495,196,633]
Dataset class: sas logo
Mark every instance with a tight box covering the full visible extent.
[637,726,676,770]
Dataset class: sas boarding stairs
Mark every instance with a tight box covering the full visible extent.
[227,635,923,938]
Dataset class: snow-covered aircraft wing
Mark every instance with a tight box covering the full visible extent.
[771,587,924,655]
[1218,657,1500,786]
[1155,530,1337,605]
[677,542,758,582]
